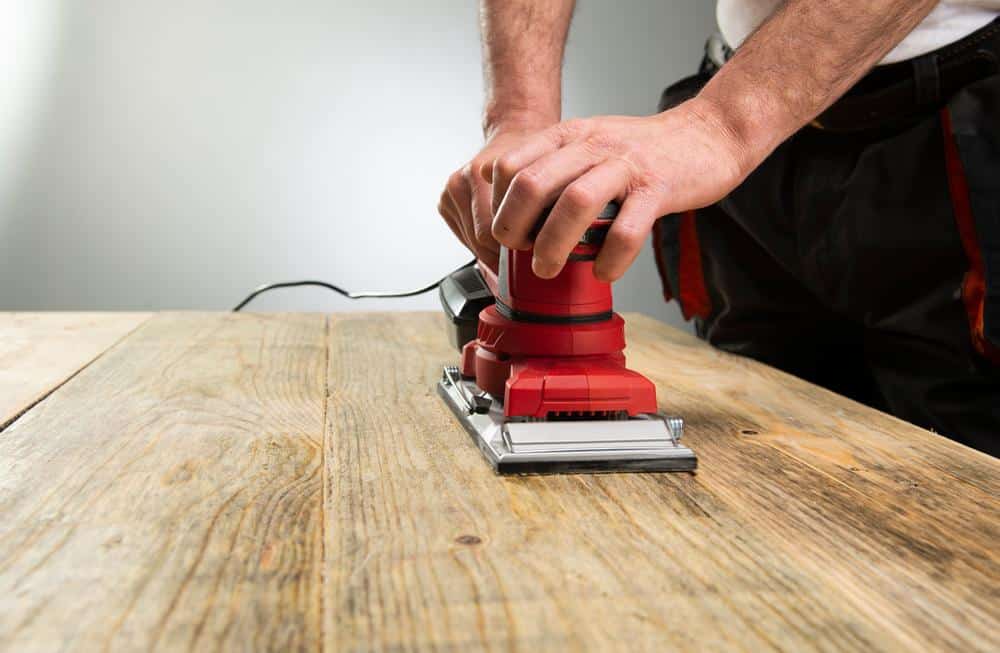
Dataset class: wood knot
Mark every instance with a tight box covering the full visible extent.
[454,534,482,546]
[740,429,758,436]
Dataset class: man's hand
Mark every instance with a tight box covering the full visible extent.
[446,0,937,285]
[485,97,752,282]
[437,126,549,272]
[438,0,573,272]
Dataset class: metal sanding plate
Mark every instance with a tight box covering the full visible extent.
[437,367,697,475]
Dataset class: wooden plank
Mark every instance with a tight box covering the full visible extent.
[325,312,999,653]
[0,313,150,430]
[0,313,327,652]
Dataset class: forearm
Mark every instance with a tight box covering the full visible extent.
[699,0,938,170]
[480,0,575,137]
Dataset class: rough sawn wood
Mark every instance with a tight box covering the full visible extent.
[0,311,996,653]
[324,312,999,653]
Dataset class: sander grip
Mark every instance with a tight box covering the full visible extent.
[438,264,495,351]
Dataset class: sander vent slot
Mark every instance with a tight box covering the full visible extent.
[544,410,628,422]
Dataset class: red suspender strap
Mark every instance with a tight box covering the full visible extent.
[651,218,674,302]
[678,210,712,320]
[940,108,1000,362]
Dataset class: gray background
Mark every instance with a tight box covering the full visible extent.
[0,0,715,328]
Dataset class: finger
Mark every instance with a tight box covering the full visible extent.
[442,191,496,270]
[438,190,467,245]
[532,159,630,279]
[469,179,501,272]
[478,243,500,274]
[446,171,476,247]
[448,172,500,268]
[468,169,498,249]
[491,142,602,251]
[488,128,564,214]
[593,190,661,282]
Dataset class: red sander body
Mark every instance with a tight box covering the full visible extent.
[438,202,696,474]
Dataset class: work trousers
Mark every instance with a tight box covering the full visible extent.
[653,21,1000,455]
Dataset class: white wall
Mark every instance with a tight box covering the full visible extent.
[0,0,715,328]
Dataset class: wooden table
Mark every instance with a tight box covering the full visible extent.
[0,312,996,652]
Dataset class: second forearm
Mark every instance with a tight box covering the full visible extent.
[480,0,575,138]
[698,0,938,171]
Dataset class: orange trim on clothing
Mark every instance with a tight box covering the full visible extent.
[651,218,674,302]
[940,108,1000,362]
[678,210,712,320]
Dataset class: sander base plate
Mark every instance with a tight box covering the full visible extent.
[437,367,697,475]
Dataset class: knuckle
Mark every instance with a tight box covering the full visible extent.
[471,151,491,169]
[494,155,520,183]
[583,133,619,155]
[562,182,598,210]
[557,118,586,138]
[613,222,646,249]
[627,183,664,208]
[632,169,669,195]
[510,169,544,199]
[446,171,465,194]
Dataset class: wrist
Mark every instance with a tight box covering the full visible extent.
[483,106,558,141]
[693,78,802,175]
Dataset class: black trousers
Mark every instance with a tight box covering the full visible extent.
[653,23,1000,456]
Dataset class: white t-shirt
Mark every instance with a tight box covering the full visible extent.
[717,1,1000,64]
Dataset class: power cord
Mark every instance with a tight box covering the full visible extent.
[232,259,475,312]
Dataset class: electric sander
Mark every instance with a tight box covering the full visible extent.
[437,201,696,474]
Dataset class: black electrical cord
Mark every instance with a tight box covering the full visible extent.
[232,259,476,312]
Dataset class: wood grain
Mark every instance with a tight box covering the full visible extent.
[2,311,995,652]
[325,312,999,653]
[0,313,327,652]
[0,313,150,430]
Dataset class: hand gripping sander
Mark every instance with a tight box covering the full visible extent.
[437,202,697,474]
